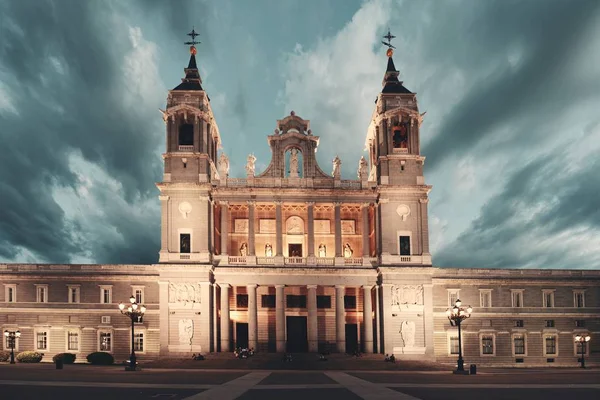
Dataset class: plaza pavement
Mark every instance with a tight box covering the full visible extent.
[1,358,599,399]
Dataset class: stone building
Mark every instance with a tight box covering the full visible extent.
[1,40,598,367]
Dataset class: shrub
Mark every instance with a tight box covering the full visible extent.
[86,352,114,365]
[16,351,43,363]
[53,353,76,364]
[0,350,11,362]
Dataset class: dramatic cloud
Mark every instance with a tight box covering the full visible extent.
[1,0,599,269]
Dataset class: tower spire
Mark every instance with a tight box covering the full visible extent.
[380,28,411,94]
[173,27,203,91]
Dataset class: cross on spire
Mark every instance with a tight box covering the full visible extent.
[184,27,201,46]
[381,28,396,50]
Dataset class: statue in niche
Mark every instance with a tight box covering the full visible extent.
[239,242,248,256]
[265,243,273,257]
[245,154,256,176]
[400,320,416,347]
[343,243,353,258]
[179,319,194,345]
[289,148,300,178]
[318,244,327,257]
[180,234,190,253]
[392,121,409,149]
[332,156,341,178]
[358,156,368,180]
[218,153,229,179]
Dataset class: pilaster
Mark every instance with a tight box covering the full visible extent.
[361,203,370,257]
[307,202,315,257]
[334,202,342,257]
[220,201,229,255]
[374,285,381,353]
[247,201,256,256]
[275,201,283,256]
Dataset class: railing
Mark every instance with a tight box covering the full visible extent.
[316,257,335,266]
[344,257,363,266]
[256,257,276,265]
[229,256,247,265]
[399,256,411,262]
[340,180,362,189]
[226,178,247,187]
[284,257,306,265]
[178,145,195,151]
[179,254,190,260]
[392,148,408,154]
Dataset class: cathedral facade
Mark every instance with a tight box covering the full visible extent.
[1,42,598,367]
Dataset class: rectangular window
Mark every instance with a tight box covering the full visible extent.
[545,336,557,355]
[399,236,410,255]
[574,291,585,308]
[448,290,459,307]
[449,336,459,355]
[513,334,526,355]
[317,295,331,309]
[134,288,144,304]
[100,332,112,352]
[133,333,144,352]
[68,332,79,351]
[68,286,80,304]
[481,335,494,355]
[6,285,16,303]
[480,290,492,307]
[36,332,48,350]
[286,295,307,309]
[545,320,555,328]
[543,291,554,308]
[236,294,248,308]
[180,233,191,253]
[344,295,357,309]
[511,290,524,308]
[514,320,524,328]
[575,320,586,328]
[100,287,112,304]
[261,295,275,308]
[36,285,48,303]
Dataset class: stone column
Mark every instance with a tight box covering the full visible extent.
[247,284,258,350]
[334,202,342,257]
[220,284,231,352]
[307,202,315,257]
[158,281,169,355]
[374,285,381,353]
[335,285,346,352]
[362,285,373,353]
[275,201,283,256]
[307,285,318,352]
[381,283,393,355]
[220,201,229,255]
[275,285,286,352]
[361,203,370,257]
[247,201,256,256]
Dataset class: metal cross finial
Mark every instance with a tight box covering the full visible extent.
[184,27,201,46]
[382,28,396,50]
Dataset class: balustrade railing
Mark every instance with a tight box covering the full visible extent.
[284,257,306,265]
[256,257,276,265]
[229,256,247,264]
[178,145,195,151]
[316,257,335,266]
[180,254,190,260]
[344,257,363,265]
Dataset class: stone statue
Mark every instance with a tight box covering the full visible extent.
[358,156,368,180]
[179,319,194,345]
[318,244,326,257]
[332,156,341,179]
[245,154,256,176]
[400,320,416,347]
[343,243,353,258]
[265,243,273,257]
[289,148,300,178]
[239,242,248,257]
[218,153,229,179]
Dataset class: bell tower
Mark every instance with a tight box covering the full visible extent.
[156,29,221,263]
[366,31,432,266]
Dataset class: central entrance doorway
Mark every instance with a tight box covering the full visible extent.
[236,322,249,349]
[345,324,358,353]
[286,316,308,352]
[288,243,303,257]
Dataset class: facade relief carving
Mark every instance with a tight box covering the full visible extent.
[341,220,356,234]
[314,220,330,234]
[178,319,194,345]
[178,201,192,219]
[235,219,249,233]
[286,216,304,234]
[169,283,202,304]
[259,219,276,233]
[396,204,411,221]
[400,320,416,348]
[391,284,424,306]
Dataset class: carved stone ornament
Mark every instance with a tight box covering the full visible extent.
[178,202,192,219]
[259,219,276,233]
[169,283,202,304]
[314,219,330,234]
[400,320,416,348]
[391,284,423,306]
[396,204,410,221]
[332,156,342,178]
[178,319,194,345]
[235,219,249,233]
[246,154,257,176]
[358,156,369,180]
[218,153,230,178]
[341,220,355,234]
[286,216,304,234]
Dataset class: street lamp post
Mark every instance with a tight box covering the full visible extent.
[574,334,591,368]
[118,295,146,371]
[446,299,472,374]
[3,330,21,364]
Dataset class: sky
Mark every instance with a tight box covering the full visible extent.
[1,0,599,269]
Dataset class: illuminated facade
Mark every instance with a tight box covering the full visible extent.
[1,41,598,366]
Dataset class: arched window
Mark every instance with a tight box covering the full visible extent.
[179,124,194,146]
